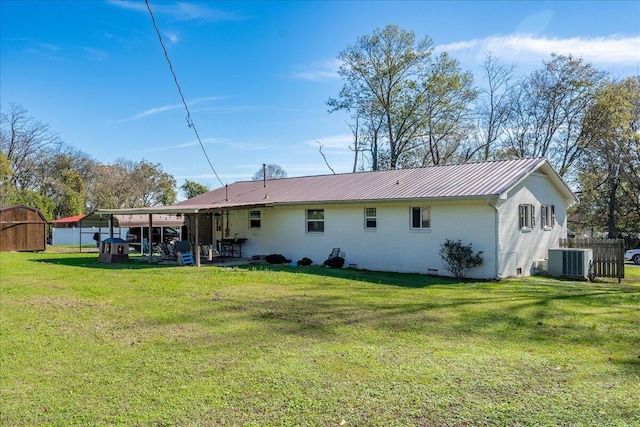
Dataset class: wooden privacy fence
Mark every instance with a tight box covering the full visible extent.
[559,238,625,282]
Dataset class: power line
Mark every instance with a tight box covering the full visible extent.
[145,0,224,187]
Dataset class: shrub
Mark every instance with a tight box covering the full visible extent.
[439,239,483,279]
[265,254,289,264]
[323,256,345,269]
[297,257,313,266]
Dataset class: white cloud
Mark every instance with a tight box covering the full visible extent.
[126,103,183,121]
[164,31,180,44]
[106,0,147,13]
[304,134,353,150]
[117,97,221,122]
[136,140,200,153]
[290,59,341,81]
[515,10,554,35]
[83,47,109,61]
[36,42,61,52]
[226,141,269,151]
[437,34,640,68]
[107,0,245,22]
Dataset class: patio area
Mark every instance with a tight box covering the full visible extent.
[132,253,263,268]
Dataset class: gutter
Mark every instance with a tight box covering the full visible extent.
[271,194,500,207]
[487,197,502,280]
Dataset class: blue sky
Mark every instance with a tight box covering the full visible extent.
[2,1,639,194]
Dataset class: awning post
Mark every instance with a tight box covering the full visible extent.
[148,214,153,260]
[195,213,201,267]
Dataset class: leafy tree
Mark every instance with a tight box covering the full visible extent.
[0,152,11,182]
[86,163,128,211]
[37,149,95,217]
[252,164,287,181]
[328,25,434,170]
[405,52,477,167]
[328,25,476,170]
[180,179,209,199]
[87,159,176,210]
[52,169,86,218]
[574,77,640,236]
[1,186,55,220]
[132,160,177,206]
[0,152,13,204]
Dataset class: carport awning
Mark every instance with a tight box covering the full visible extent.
[80,211,184,228]
[95,207,200,215]
[95,202,272,217]
[113,214,184,228]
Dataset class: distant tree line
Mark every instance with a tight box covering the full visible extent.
[328,25,639,238]
[1,24,638,238]
[0,104,178,220]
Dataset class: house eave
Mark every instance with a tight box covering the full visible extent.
[247,194,500,208]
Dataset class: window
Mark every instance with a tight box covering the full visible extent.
[306,209,324,233]
[519,204,536,229]
[541,205,555,228]
[411,207,431,229]
[249,210,261,228]
[364,207,377,229]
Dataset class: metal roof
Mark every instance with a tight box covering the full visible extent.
[51,214,87,224]
[52,211,186,227]
[96,158,576,215]
[173,158,575,209]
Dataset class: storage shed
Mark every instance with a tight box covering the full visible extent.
[0,205,47,252]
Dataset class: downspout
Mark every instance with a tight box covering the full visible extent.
[488,198,502,280]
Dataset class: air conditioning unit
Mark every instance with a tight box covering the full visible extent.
[548,248,593,279]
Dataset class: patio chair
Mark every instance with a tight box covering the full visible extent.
[201,244,223,262]
[160,243,177,260]
[174,240,191,254]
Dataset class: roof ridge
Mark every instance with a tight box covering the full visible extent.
[235,157,547,184]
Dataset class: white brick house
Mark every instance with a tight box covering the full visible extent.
[98,158,576,279]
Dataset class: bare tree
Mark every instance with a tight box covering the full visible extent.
[472,54,517,161]
[0,103,62,190]
[316,141,336,174]
[252,163,287,181]
[502,54,606,178]
[347,101,386,171]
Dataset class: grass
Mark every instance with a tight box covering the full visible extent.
[1,250,639,426]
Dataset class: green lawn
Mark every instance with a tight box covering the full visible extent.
[1,251,638,426]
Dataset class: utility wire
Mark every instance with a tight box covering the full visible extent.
[145,0,224,187]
